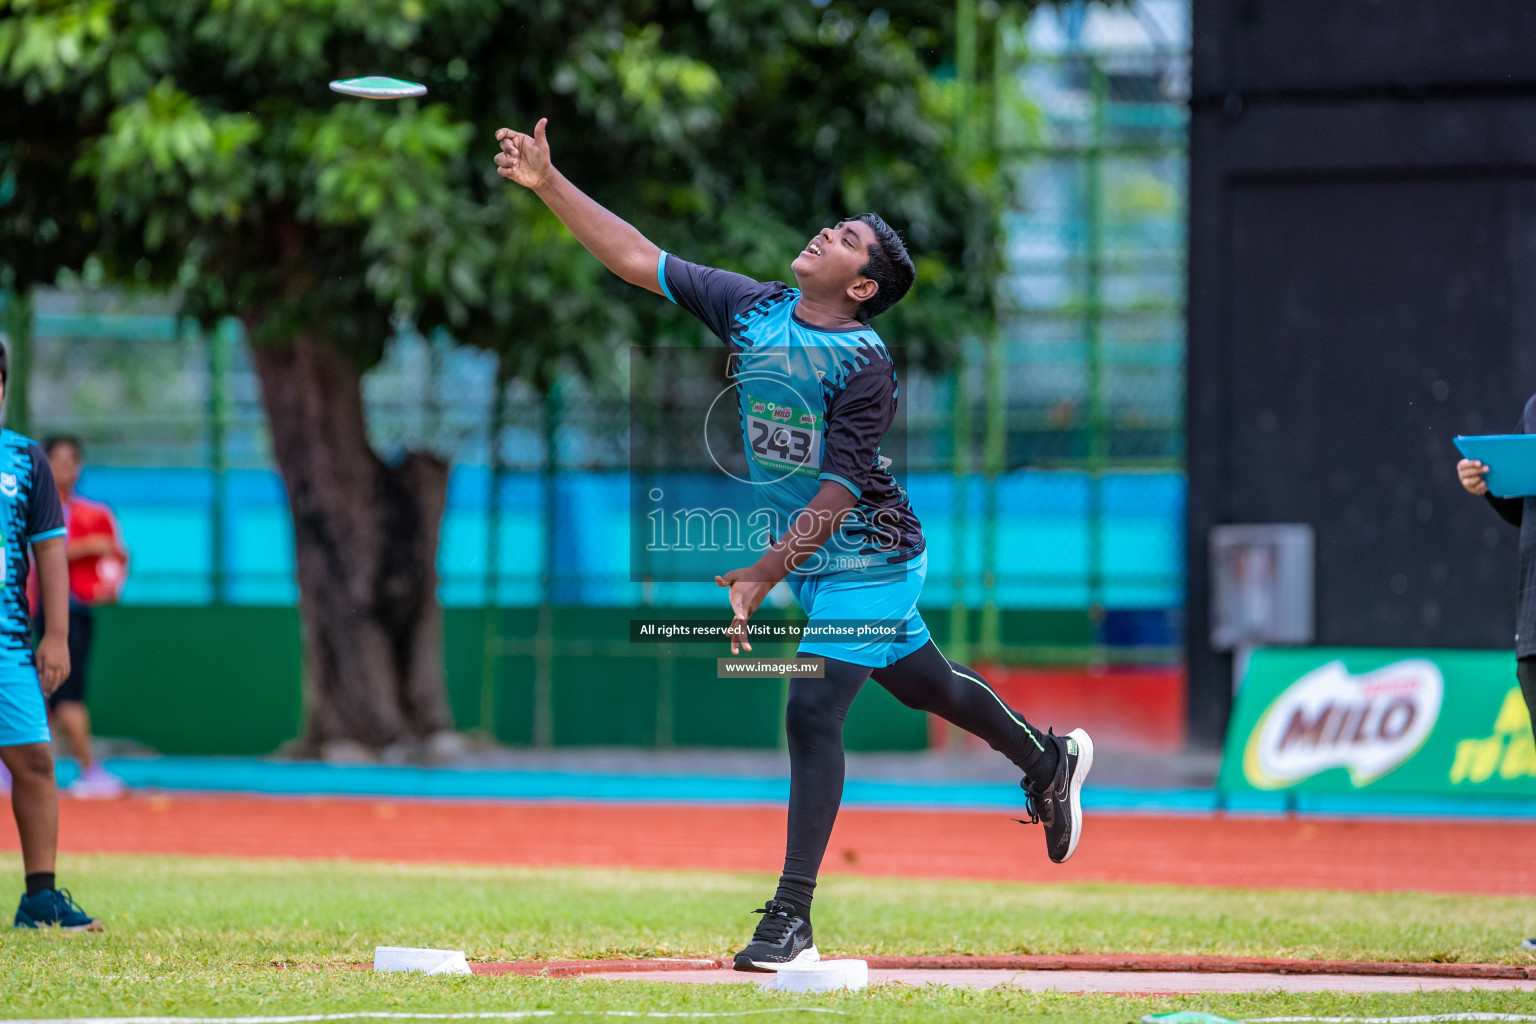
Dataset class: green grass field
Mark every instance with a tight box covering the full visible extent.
[1,854,1534,1023]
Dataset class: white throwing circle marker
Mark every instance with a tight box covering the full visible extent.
[767,959,869,993]
[372,946,471,975]
[329,77,427,99]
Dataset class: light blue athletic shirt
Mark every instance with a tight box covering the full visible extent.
[659,252,924,575]
[0,430,65,674]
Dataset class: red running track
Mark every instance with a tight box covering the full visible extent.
[5,793,1535,895]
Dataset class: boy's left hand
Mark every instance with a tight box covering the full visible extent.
[36,633,69,696]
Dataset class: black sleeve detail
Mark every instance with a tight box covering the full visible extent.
[1492,405,1536,526]
[662,254,782,344]
[1488,492,1524,527]
[26,445,64,539]
[819,362,896,498]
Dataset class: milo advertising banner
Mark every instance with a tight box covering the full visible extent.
[1218,648,1536,796]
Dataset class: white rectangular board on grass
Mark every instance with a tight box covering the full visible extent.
[767,958,869,992]
[373,946,472,975]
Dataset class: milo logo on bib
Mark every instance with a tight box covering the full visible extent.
[745,395,823,477]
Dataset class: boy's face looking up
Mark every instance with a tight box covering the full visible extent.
[791,220,880,310]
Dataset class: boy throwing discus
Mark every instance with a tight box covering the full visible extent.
[495,119,1092,971]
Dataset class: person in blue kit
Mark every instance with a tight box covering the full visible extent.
[0,346,102,930]
[495,119,1091,970]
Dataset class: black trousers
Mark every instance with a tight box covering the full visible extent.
[779,640,1055,895]
[1517,656,1536,728]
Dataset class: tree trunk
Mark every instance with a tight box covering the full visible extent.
[251,331,453,756]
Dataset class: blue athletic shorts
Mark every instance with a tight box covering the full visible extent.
[787,550,933,669]
[0,665,50,748]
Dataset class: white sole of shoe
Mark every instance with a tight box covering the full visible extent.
[749,945,820,972]
[15,919,105,933]
[63,919,106,933]
[1060,728,1094,863]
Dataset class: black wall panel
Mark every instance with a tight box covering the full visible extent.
[1196,1,1536,96]
[1187,1,1536,747]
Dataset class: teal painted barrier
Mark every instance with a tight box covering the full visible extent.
[56,755,1201,810]
[77,466,1185,610]
[52,756,1536,818]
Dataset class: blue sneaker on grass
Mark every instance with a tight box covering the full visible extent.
[14,889,103,931]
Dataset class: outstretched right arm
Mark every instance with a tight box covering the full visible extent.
[495,119,662,295]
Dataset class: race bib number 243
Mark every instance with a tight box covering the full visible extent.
[745,395,822,477]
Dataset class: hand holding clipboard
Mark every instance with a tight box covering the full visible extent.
[1454,435,1536,498]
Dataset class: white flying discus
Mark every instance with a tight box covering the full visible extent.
[329,76,427,99]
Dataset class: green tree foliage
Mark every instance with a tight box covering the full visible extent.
[2,0,1016,378]
[1,0,1027,749]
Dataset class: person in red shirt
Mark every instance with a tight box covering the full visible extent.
[37,437,127,798]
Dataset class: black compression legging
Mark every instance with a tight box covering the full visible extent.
[1518,657,1536,728]
[775,641,1057,912]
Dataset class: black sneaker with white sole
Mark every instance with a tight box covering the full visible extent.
[1019,727,1094,864]
[1522,937,1536,950]
[731,899,819,972]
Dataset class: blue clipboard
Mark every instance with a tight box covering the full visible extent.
[1454,434,1536,498]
